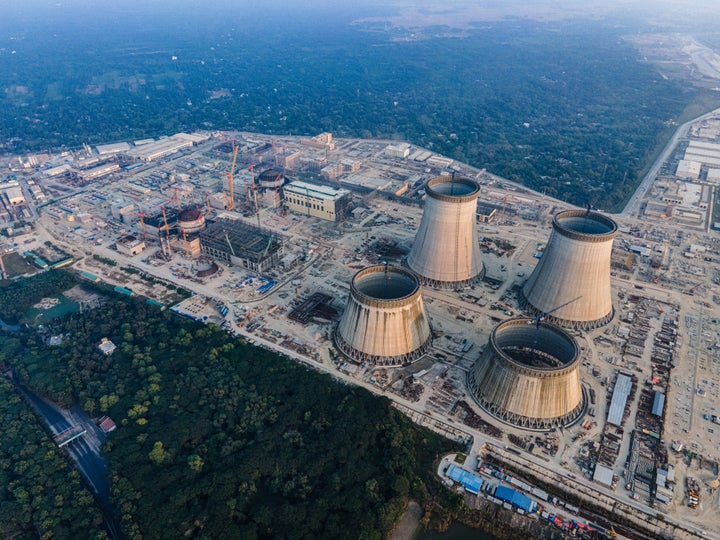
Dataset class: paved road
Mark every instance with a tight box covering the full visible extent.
[621,106,720,217]
[10,373,121,539]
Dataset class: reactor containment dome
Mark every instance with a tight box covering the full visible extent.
[335,265,432,366]
[406,175,484,289]
[468,318,585,430]
[523,209,618,330]
[178,207,206,235]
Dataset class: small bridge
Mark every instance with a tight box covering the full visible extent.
[53,425,87,447]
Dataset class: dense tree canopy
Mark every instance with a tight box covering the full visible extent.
[1,279,459,539]
[0,379,107,540]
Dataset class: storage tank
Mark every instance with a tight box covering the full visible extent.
[468,318,585,430]
[335,264,432,366]
[407,175,484,288]
[523,209,618,329]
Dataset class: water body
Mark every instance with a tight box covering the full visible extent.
[0,317,20,331]
[419,522,495,540]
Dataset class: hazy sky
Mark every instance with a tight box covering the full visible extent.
[2,0,720,37]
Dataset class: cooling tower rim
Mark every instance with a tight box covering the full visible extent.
[350,264,421,309]
[425,175,480,203]
[489,318,580,377]
[553,209,618,242]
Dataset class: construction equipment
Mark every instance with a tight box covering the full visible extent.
[527,296,582,361]
[226,142,239,210]
[182,229,190,257]
[138,211,147,240]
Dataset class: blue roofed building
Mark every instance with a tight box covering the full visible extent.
[494,485,537,513]
[495,485,515,503]
[446,464,484,494]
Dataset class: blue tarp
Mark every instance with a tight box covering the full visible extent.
[446,465,484,494]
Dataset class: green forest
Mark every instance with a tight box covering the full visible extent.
[2,9,717,210]
[0,378,107,539]
[0,273,461,539]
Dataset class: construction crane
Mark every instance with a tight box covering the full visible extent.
[161,206,170,235]
[172,188,182,212]
[526,296,582,361]
[224,233,235,257]
[182,229,190,257]
[253,184,261,229]
[138,211,147,240]
[226,142,239,211]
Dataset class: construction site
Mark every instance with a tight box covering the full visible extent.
[5,125,720,539]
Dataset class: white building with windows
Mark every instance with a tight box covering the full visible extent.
[284,181,351,222]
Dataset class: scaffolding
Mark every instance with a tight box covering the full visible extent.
[199,218,282,273]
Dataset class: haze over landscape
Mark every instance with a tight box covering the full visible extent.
[2,0,720,208]
[2,1,720,539]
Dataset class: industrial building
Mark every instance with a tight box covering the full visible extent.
[468,318,584,430]
[199,218,282,273]
[79,162,120,182]
[522,209,618,330]
[407,175,484,288]
[126,134,197,162]
[255,169,285,208]
[115,235,146,256]
[95,142,131,155]
[1,182,26,206]
[384,143,411,159]
[335,265,432,367]
[284,181,351,222]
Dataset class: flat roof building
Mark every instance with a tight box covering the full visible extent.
[115,234,146,256]
[127,135,194,162]
[607,373,633,426]
[284,181,351,222]
[384,143,411,159]
[96,142,131,155]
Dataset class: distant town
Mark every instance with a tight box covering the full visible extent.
[2,108,720,539]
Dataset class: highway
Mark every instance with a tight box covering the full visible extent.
[621,106,720,217]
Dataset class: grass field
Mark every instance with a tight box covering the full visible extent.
[2,252,36,278]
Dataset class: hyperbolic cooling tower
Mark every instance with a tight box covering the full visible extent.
[335,264,432,366]
[407,175,484,288]
[522,209,618,330]
[468,318,584,430]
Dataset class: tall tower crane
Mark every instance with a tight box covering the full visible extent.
[226,142,239,211]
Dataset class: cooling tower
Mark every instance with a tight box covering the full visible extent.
[522,209,618,330]
[407,175,484,288]
[468,318,584,430]
[335,265,432,366]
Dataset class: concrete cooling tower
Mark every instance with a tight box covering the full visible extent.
[407,175,484,289]
[522,209,618,330]
[335,265,432,366]
[468,318,585,430]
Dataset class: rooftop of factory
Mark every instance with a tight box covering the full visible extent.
[607,373,633,426]
[285,180,350,201]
